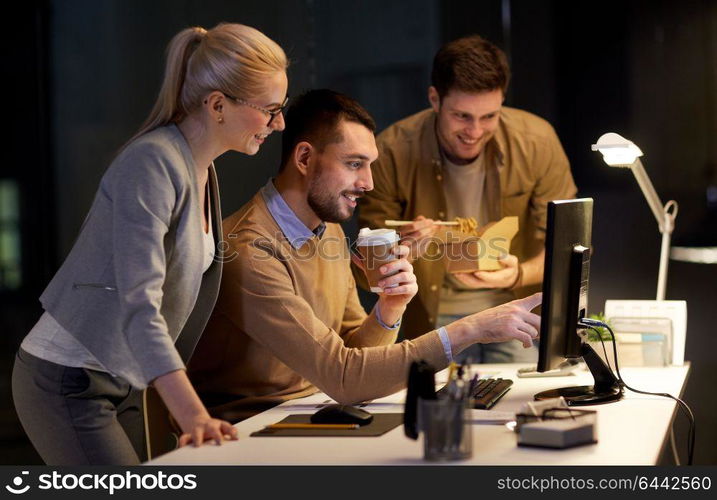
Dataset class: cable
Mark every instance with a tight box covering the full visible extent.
[593,329,613,372]
[671,427,681,466]
[578,318,695,465]
[581,319,695,465]
[585,322,695,465]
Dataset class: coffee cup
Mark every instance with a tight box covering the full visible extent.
[356,228,400,293]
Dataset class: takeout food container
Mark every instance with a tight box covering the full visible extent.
[440,216,519,273]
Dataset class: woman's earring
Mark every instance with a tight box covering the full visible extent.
[218,116,224,124]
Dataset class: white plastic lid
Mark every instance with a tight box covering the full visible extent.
[356,227,399,246]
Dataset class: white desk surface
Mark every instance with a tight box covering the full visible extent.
[149,363,690,465]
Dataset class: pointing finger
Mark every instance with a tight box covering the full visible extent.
[513,292,542,311]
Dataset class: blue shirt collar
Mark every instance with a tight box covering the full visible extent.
[261,178,326,249]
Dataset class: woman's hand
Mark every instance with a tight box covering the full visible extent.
[178,414,238,447]
[152,369,238,448]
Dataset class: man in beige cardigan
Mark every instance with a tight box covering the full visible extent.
[188,89,541,418]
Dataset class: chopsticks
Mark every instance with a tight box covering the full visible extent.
[384,220,459,226]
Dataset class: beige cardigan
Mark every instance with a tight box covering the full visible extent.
[188,191,447,410]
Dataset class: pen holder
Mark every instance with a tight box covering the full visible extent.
[418,397,473,461]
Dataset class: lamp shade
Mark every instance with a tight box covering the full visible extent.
[591,132,643,167]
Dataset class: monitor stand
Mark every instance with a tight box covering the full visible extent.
[534,342,624,406]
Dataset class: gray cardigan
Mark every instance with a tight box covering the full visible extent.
[39,124,222,389]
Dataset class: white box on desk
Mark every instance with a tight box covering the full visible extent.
[613,317,672,366]
[604,300,687,366]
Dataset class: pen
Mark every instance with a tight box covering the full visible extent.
[446,362,457,382]
[265,423,360,430]
[453,364,466,401]
[468,373,479,397]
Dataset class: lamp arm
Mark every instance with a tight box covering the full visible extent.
[629,159,679,300]
[630,159,667,231]
[594,137,679,300]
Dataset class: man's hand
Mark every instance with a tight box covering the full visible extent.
[453,254,521,289]
[444,293,542,354]
[352,244,417,325]
[398,215,438,262]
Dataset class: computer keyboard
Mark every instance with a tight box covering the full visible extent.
[437,378,513,409]
[469,378,513,409]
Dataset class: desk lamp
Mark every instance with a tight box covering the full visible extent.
[591,132,679,300]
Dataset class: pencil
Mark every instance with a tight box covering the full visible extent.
[265,423,359,430]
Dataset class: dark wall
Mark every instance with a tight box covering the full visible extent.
[2,0,716,464]
[550,0,717,465]
[0,1,54,463]
[51,0,314,254]
[50,0,440,254]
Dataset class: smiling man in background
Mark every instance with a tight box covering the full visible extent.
[357,35,576,363]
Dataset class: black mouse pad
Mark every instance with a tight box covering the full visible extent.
[250,413,403,437]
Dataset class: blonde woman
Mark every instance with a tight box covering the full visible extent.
[12,23,288,464]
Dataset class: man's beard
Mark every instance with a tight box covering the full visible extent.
[307,174,355,223]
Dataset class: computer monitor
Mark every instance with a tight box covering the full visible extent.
[535,198,623,406]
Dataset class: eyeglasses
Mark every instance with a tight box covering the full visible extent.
[222,92,289,126]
